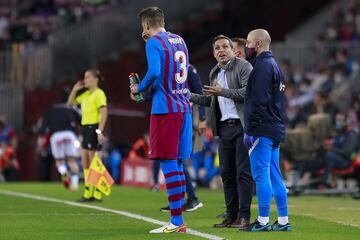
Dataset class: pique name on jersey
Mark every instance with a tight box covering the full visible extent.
[168,37,182,44]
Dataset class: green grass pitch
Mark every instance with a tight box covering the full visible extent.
[0,183,359,240]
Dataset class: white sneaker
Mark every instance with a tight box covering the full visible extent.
[69,175,79,191]
[69,184,78,191]
[149,223,186,234]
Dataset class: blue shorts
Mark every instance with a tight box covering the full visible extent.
[178,112,192,160]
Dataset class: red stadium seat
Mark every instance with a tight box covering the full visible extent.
[332,155,360,175]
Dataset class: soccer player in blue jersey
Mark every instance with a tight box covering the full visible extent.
[130,6,192,234]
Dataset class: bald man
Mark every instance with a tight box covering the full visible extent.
[242,29,291,232]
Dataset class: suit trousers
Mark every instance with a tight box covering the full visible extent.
[218,121,253,220]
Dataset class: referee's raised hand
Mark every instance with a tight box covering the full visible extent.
[68,81,84,106]
[73,81,84,91]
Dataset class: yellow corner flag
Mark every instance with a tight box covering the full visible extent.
[87,153,114,196]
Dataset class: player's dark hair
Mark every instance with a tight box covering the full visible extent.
[231,37,247,49]
[212,35,233,48]
[137,7,165,28]
[87,69,104,82]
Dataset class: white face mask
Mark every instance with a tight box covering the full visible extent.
[0,148,4,156]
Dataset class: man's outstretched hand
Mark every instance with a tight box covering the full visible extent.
[203,81,223,96]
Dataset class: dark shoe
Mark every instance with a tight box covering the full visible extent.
[76,197,94,203]
[77,197,102,203]
[271,221,292,231]
[213,218,235,228]
[241,220,272,232]
[229,218,250,229]
[160,205,170,212]
[92,197,102,203]
[183,199,203,212]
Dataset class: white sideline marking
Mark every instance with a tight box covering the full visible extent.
[329,207,360,211]
[0,213,116,216]
[0,189,225,240]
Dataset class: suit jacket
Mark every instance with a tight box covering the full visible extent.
[190,57,253,136]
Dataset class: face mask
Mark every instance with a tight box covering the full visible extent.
[293,72,302,84]
[335,121,344,130]
[245,47,257,62]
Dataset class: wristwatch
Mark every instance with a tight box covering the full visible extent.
[95,129,103,135]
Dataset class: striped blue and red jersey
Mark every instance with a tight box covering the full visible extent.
[137,31,191,114]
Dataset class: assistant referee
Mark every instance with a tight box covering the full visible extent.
[68,69,108,202]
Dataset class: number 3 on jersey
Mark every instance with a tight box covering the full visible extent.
[175,51,187,84]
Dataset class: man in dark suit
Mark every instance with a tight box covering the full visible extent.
[190,35,253,229]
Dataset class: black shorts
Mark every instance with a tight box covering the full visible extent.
[81,124,102,151]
